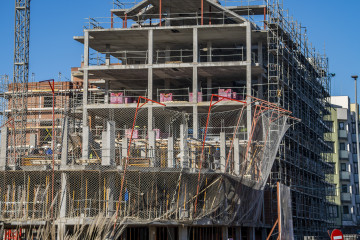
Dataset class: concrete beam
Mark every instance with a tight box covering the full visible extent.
[0,127,9,167]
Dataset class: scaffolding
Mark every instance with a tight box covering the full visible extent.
[0,0,334,239]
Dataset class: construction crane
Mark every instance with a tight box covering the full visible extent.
[11,0,30,166]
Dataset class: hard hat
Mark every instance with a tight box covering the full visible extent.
[30,146,34,149]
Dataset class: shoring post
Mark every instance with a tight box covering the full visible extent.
[201,0,204,25]
[111,12,114,28]
[159,0,162,26]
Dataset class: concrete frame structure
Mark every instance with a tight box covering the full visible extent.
[0,0,333,239]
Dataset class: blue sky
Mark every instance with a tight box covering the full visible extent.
[0,0,359,100]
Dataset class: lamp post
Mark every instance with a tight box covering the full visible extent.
[352,75,360,205]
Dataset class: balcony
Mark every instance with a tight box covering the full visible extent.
[340,171,351,181]
[341,192,351,202]
[338,129,348,139]
[339,150,349,159]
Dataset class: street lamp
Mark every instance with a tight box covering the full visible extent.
[352,75,360,205]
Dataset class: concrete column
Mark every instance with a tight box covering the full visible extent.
[167,136,174,168]
[261,228,267,240]
[148,29,153,99]
[61,117,69,166]
[29,134,37,148]
[192,67,198,103]
[178,226,188,240]
[148,106,153,131]
[107,175,115,216]
[0,222,4,240]
[234,137,240,175]
[222,227,228,240]
[57,224,66,240]
[207,77,212,101]
[121,136,128,169]
[236,227,242,240]
[258,76,263,99]
[165,45,171,62]
[149,226,156,240]
[149,130,156,167]
[220,132,226,172]
[246,22,252,138]
[248,227,255,240]
[59,173,67,218]
[102,121,115,166]
[193,28,198,63]
[180,124,189,168]
[82,126,90,159]
[207,41,212,62]
[104,80,109,104]
[83,31,89,127]
[258,41,263,66]
[193,106,199,139]
[105,44,111,65]
[0,127,8,167]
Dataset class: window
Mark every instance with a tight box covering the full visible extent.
[340,143,346,151]
[342,184,348,193]
[355,183,359,195]
[44,96,53,108]
[341,163,347,172]
[343,206,349,214]
[339,122,345,130]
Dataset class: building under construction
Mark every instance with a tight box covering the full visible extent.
[0,0,333,239]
